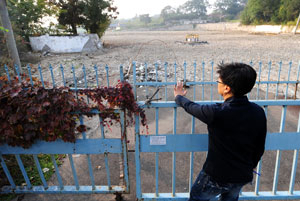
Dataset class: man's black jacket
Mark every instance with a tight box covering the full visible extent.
[175,95,267,183]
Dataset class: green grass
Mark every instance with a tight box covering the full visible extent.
[0,154,65,201]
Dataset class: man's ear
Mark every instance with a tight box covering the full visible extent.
[224,85,231,94]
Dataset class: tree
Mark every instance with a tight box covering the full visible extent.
[6,0,56,41]
[181,0,209,19]
[82,0,118,37]
[241,0,281,24]
[160,6,177,23]
[139,14,151,25]
[57,0,85,35]
[214,0,248,20]
[0,0,21,72]
[278,0,300,23]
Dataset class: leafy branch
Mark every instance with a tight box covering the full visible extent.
[0,76,147,149]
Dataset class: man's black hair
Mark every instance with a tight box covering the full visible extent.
[217,62,257,97]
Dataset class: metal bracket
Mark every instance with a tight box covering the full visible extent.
[145,88,162,106]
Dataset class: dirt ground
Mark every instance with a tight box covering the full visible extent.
[28,29,300,96]
[36,29,300,79]
[9,29,300,201]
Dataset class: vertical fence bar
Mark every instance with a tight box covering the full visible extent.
[202,61,205,100]
[254,105,268,195]
[265,62,272,100]
[50,155,63,190]
[210,61,214,101]
[33,155,48,189]
[60,64,66,87]
[155,62,158,83]
[295,62,300,99]
[79,116,86,139]
[0,154,16,189]
[38,64,45,88]
[254,157,262,195]
[288,110,300,194]
[94,65,99,87]
[26,64,34,85]
[145,62,149,98]
[193,61,196,100]
[87,155,96,190]
[155,104,159,196]
[35,155,50,189]
[82,65,89,103]
[272,105,287,194]
[155,63,160,196]
[164,62,168,101]
[133,62,137,99]
[4,64,11,83]
[15,64,21,83]
[285,62,292,99]
[184,61,187,82]
[189,61,197,192]
[247,61,253,99]
[105,64,109,87]
[172,107,177,196]
[275,61,282,100]
[99,116,111,189]
[104,153,111,189]
[49,64,55,88]
[256,62,262,100]
[72,65,77,90]
[121,110,130,192]
[68,154,79,190]
[120,65,124,82]
[174,62,177,82]
[289,149,299,194]
[80,116,95,189]
[82,65,87,88]
[15,154,32,189]
[135,114,142,199]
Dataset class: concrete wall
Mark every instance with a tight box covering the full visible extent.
[29,34,102,53]
[196,22,300,34]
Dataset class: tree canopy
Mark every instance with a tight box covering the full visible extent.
[57,0,118,37]
[6,0,56,40]
[213,0,248,20]
[160,0,209,23]
[241,0,300,25]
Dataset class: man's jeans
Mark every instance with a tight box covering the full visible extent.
[188,171,247,201]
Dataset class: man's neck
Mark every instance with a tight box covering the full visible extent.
[223,93,234,101]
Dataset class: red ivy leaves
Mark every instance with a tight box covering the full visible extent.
[0,76,147,149]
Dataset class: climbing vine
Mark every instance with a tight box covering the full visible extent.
[0,76,147,149]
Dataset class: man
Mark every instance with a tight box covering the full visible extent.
[174,63,267,201]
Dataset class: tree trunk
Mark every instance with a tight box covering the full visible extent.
[71,23,77,35]
[295,12,300,35]
[0,0,22,74]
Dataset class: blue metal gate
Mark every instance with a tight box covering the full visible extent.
[1,61,300,200]
[0,64,129,194]
[132,61,300,200]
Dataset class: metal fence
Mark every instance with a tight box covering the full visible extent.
[1,61,300,200]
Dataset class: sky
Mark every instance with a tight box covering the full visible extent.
[114,0,215,19]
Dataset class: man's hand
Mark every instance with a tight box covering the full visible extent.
[174,81,187,97]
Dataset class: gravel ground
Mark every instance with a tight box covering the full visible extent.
[34,29,300,98]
